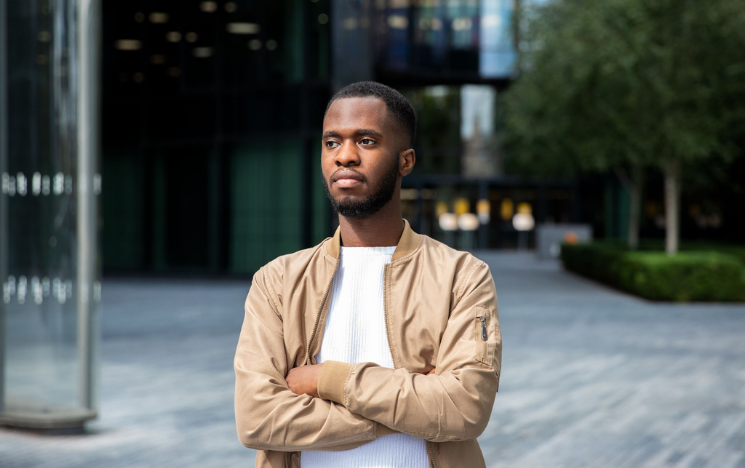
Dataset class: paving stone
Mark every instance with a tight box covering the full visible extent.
[1,252,743,467]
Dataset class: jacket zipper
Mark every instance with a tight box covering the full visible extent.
[306,257,340,365]
[427,441,438,468]
[284,452,289,468]
[386,263,438,467]
[382,264,400,369]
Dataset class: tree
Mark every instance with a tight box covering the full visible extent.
[504,0,745,253]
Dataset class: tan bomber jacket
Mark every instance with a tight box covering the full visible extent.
[234,220,502,468]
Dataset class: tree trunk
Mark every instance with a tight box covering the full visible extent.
[663,160,680,255]
[627,163,643,250]
[614,164,643,250]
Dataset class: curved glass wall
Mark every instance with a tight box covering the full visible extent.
[0,0,100,429]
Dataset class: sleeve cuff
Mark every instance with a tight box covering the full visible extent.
[317,360,352,405]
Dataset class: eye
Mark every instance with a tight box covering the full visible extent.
[325,140,339,148]
[360,138,375,145]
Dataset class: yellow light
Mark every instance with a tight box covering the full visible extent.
[436,201,448,218]
[454,198,470,216]
[517,202,532,214]
[500,198,513,221]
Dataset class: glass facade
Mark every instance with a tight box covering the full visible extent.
[372,0,517,83]
[101,0,332,274]
[0,0,100,429]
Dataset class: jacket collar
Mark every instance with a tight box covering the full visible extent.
[326,219,421,261]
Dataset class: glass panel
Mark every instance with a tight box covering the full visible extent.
[0,0,100,429]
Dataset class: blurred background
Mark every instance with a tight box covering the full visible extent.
[1,0,744,467]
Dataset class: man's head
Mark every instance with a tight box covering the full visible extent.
[321,81,417,218]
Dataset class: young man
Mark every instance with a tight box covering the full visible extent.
[234,81,501,468]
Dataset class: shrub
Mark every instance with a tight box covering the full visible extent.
[561,242,745,302]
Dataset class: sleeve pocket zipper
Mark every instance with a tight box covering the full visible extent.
[478,315,488,341]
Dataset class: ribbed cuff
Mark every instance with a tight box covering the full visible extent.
[317,360,352,405]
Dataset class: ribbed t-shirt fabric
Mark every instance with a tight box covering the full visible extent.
[301,246,429,468]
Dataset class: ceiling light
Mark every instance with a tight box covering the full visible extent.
[166,31,181,42]
[149,12,169,23]
[248,40,261,51]
[115,39,142,51]
[266,40,277,51]
[387,15,408,30]
[200,2,217,12]
[186,32,199,43]
[226,23,260,34]
[225,2,237,12]
[193,47,213,58]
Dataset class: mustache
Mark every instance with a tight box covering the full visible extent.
[329,168,367,184]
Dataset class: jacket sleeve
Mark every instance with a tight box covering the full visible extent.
[316,259,501,443]
[234,266,392,452]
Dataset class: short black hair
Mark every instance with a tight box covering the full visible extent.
[325,81,417,148]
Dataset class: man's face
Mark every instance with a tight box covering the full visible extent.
[321,97,404,218]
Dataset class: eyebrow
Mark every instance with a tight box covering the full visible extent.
[322,129,384,139]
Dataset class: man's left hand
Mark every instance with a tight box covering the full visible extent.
[287,364,324,398]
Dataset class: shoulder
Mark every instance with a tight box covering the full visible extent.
[416,234,493,296]
[417,234,489,271]
[254,237,333,284]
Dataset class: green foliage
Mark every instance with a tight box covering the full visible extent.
[406,87,461,174]
[503,0,745,175]
[561,241,745,302]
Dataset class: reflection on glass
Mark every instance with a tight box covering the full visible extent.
[0,0,100,429]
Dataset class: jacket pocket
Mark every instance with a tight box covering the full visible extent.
[473,306,499,371]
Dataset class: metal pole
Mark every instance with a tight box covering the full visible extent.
[76,0,100,412]
[0,0,8,413]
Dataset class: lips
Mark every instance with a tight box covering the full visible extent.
[331,170,365,188]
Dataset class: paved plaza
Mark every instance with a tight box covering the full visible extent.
[2,252,744,468]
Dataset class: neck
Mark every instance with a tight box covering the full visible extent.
[338,200,404,247]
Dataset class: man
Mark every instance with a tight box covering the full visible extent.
[234,81,501,468]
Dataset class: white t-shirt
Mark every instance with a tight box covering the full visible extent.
[301,246,429,468]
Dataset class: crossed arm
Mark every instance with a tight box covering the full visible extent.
[234,261,500,452]
[285,364,436,398]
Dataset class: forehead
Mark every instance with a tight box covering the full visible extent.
[323,97,389,133]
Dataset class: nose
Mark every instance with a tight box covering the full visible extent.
[334,140,361,167]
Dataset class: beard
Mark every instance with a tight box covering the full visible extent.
[322,154,400,218]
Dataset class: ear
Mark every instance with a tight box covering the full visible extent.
[399,148,416,176]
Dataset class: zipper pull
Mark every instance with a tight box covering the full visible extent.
[479,316,487,341]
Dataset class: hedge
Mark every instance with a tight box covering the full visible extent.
[561,242,745,302]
